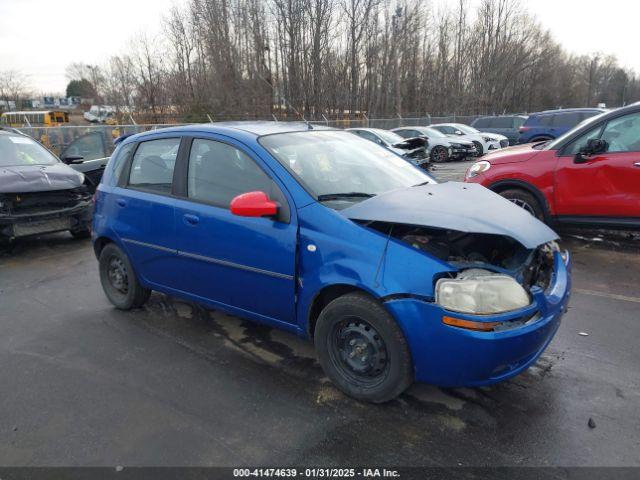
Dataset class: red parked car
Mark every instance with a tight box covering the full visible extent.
[465,104,640,228]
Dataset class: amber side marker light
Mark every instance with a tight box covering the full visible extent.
[442,316,501,332]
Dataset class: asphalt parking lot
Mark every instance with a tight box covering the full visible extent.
[1,162,639,468]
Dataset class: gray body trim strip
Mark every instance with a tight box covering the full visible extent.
[122,238,176,253]
[121,238,293,281]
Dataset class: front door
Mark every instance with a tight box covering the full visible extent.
[555,112,640,218]
[173,137,297,324]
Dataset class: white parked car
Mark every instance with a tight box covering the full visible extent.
[429,123,509,156]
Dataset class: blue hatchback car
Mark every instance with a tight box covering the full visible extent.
[518,108,605,144]
[93,122,571,402]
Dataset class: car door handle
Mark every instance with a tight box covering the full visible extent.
[183,214,200,225]
[634,162,640,167]
[116,199,126,207]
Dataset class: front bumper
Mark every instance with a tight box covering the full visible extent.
[385,251,571,387]
[450,146,476,159]
[485,140,503,152]
[0,201,93,238]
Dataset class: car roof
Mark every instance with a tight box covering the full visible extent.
[130,121,336,141]
[533,108,605,115]
[475,114,527,119]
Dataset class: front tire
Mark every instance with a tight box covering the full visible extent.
[314,293,413,403]
[430,146,449,163]
[472,141,484,157]
[499,188,545,221]
[99,243,151,310]
[70,227,91,239]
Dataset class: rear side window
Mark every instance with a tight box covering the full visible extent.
[514,117,527,128]
[473,118,491,128]
[128,138,180,194]
[553,112,582,127]
[493,117,513,128]
[111,142,136,186]
[537,115,553,127]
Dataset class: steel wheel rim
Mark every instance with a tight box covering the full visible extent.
[508,198,536,216]
[328,318,389,386]
[107,256,129,294]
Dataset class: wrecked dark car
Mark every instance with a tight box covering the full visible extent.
[0,130,93,241]
[93,125,570,403]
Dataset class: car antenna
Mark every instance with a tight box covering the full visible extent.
[250,64,313,130]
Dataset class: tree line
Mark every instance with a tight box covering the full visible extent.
[3,0,639,122]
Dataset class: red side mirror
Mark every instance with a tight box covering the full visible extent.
[230,191,278,218]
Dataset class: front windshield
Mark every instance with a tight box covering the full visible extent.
[260,131,434,200]
[0,133,59,167]
[545,111,609,150]
[373,129,404,144]
[456,124,479,135]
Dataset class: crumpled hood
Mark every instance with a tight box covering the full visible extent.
[0,163,85,193]
[483,143,541,164]
[340,182,558,249]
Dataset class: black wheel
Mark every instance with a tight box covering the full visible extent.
[70,228,91,239]
[499,188,545,221]
[472,141,484,157]
[430,145,449,163]
[99,243,151,310]
[314,292,413,403]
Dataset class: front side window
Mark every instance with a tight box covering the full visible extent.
[435,125,455,134]
[562,125,604,156]
[128,138,180,194]
[600,113,640,152]
[260,131,433,205]
[561,112,640,155]
[0,133,59,167]
[62,132,106,161]
[187,138,280,209]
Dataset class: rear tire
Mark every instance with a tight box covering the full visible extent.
[499,188,545,221]
[99,243,151,310]
[314,293,413,403]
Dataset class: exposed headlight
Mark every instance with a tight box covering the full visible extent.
[466,160,491,178]
[436,269,531,315]
[482,136,493,142]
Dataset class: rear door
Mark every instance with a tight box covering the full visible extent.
[110,136,183,287]
[172,136,298,324]
[555,112,640,218]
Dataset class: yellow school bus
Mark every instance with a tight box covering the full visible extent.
[0,110,70,127]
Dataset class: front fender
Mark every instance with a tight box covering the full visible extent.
[295,203,455,333]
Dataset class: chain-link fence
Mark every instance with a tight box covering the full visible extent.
[13,114,482,158]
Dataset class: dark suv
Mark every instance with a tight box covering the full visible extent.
[471,115,527,145]
[518,108,605,144]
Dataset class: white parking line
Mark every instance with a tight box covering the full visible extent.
[574,288,640,304]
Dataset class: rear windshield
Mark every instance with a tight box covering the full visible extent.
[0,133,59,167]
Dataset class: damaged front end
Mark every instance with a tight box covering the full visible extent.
[341,182,571,386]
[0,187,93,239]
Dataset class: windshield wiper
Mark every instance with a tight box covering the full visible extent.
[412,181,431,187]
[317,192,375,201]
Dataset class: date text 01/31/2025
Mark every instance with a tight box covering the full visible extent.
[233,468,400,478]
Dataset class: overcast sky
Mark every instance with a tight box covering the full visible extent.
[1,0,638,94]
